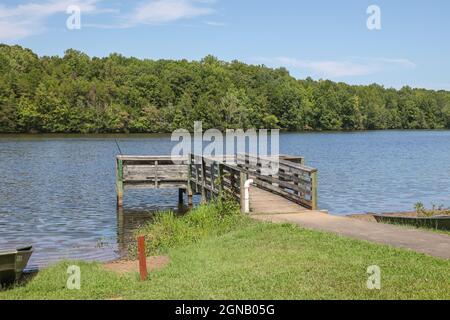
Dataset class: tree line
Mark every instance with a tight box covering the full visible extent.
[1,44,449,133]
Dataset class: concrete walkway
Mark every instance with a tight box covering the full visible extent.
[250,188,450,259]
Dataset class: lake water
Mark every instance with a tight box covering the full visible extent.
[1,131,449,268]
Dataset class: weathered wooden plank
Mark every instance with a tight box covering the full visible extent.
[310,171,318,210]
[124,181,187,190]
[250,188,311,214]
[124,173,188,182]
[124,164,187,171]
[119,155,187,161]
[278,169,311,181]
[255,179,314,209]
[118,153,317,211]
[251,173,312,195]
[279,155,305,165]
[124,171,188,178]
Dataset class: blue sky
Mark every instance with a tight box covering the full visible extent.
[1,0,449,90]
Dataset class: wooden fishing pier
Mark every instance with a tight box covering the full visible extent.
[116,154,318,214]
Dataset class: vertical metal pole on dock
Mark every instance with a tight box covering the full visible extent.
[137,235,148,281]
[116,158,124,207]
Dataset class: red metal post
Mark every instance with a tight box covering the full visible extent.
[137,235,148,281]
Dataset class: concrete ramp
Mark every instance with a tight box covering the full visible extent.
[250,188,450,259]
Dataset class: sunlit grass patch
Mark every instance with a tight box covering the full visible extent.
[1,202,449,300]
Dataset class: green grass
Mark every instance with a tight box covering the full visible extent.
[132,197,249,256]
[1,202,449,300]
[376,218,450,236]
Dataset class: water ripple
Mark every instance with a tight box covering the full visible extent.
[1,131,450,268]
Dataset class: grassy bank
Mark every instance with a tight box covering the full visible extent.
[132,196,248,256]
[1,202,449,300]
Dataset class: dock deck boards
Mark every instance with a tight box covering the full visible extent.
[117,154,318,211]
[250,187,314,214]
[115,155,450,260]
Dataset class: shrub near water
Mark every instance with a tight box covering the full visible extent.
[415,202,450,217]
[135,197,249,256]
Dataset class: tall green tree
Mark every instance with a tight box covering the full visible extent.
[0,44,449,133]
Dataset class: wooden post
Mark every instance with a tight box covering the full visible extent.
[154,160,159,189]
[201,157,206,203]
[187,189,193,207]
[240,171,248,214]
[116,207,125,252]
[294,172,301,199]
[211,161,216,198]
[178,188,184,204]
[218,163,224,195]
[116,158,124,207]
[311,170,318,210]
[194,155,200,194]
[187,155,193,207]
[137,235,147,281]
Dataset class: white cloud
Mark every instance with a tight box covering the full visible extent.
[369,57,416,69]
[275,57,373,77]
[204,20,226,27]
[129,0,215,25]
[0,0,101,40]
[255,57,416,78]
[0,0,218,40]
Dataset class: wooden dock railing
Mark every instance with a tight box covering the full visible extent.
[116,154,318,211]
[116,155,188,207]
[188,154,246,207]
[235,154,318,210]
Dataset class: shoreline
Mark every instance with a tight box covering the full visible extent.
[348,211,419,222]
[6,217,449,300]
[20,209,449,276]
[1,129,450,137]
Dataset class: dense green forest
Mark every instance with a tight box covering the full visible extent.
[1,44,450,133]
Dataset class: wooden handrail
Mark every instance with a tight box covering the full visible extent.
[116,153,318,211]
[187,153,318,210]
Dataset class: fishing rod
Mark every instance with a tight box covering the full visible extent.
[114,139,123,155]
